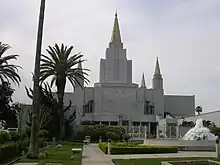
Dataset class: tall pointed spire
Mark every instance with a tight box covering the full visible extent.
[111,11,121,43]
[154,57,161,75]
[153,57,163,90]
[141,73,146,88]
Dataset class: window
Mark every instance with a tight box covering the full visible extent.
[144,100,154,115]
[84,100,94,114]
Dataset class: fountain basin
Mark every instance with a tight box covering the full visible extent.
[143,139,217,151]
[161,160,220,165]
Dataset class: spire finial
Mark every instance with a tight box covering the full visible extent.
[154,57,161,75]
[141,73,146,88]
[111,12,121,43]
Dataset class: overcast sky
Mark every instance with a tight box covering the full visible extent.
[1,0,220,113]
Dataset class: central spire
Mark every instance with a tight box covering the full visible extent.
[111,11,122,43]
[141,73,146,88]
[154,57,161,75]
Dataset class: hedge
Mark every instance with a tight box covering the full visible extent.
[0,139,46,163]
[0,140,29,162]
[0,132,28,144]
[98,142,178,155]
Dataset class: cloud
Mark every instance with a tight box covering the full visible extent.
[0,0,220,112]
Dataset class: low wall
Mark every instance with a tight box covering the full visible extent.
[161,160,220,165]
[143,139,217,151]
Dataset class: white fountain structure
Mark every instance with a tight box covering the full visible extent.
[182,118,217,140]
[143,118,218,151]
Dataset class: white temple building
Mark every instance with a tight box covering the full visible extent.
[63,13,195,135]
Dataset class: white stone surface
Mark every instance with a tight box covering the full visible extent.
[182,118,217,140]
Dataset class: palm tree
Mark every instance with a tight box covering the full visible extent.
[40,43,89,139]
[28,0,46,158]
[195,106,202,115]
[0,42,21,85]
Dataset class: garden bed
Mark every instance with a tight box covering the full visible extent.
[98,142,178,155]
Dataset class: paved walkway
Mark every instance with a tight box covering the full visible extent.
[81,144,114,165]
[109,151,217,160]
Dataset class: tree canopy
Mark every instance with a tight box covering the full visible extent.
[0,42,21,85]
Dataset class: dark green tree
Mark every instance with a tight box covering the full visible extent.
[25,83,56,134]
[25,83,76,139]
[0,82,17,128]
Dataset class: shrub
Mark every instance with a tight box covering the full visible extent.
[0,140,29,162]
[0,132,10,144]
[209,126,220,137]
[106,132,120,141]
[75,124,130,142]
[19,132,28,141]
[9,132,20,142]
[39,129,49,140]
[98,142,178,155]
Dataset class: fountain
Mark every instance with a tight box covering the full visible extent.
[143,118,218,151]
[182,118,217,140]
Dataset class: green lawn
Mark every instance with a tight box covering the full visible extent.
[113,157,220,165]
[19,143,82,165]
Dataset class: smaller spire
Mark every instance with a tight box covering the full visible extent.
[154,57,161,75]
[111,11,121,43]
[141,73,146,88]
[75,58,84,88]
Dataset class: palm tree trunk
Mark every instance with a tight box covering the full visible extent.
[57,82,65,140]
[28,0,46,158]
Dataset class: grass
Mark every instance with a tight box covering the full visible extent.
[113,157,220,165]
[19,143,83,165]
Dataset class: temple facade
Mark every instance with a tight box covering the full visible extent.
[63,13,195,134]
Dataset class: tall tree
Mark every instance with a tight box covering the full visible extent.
[195,106,203,115]
[25,83,58,137]
[40,43,89,139]
[0,82,17,128]
[25,83,54,130]
[28,0,46,158]
[26,83,76,139]
[0,42,21,85]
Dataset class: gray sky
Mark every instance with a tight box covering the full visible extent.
[1,0,220,113]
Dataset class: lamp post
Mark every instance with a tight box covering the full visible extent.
[156,114,162,139]
[117,114,123,127]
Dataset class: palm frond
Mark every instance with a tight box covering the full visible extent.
[0,42,21,85]
[40,43,90,90]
